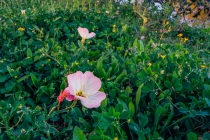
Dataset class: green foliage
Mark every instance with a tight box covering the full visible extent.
[0,0,210,139]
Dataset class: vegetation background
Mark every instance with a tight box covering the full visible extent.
[0,0,210,139]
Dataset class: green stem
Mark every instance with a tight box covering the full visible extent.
[5,118,12,139]
[59,99,77,113]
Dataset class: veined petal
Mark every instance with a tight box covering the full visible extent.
[67,71,83,95]
[86,32,96,39]
[80,92,106,108]
[82,71,101,96]
[78,27,89,38]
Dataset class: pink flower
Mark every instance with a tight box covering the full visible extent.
[77,27,96,43]
[57,89,75,103]
[64,71,106,108]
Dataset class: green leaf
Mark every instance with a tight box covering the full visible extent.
[129,102,135,118]
[164,81,172,88]
[202,132,210,140]
[117,98,128,111]
[120,111,130,119]
[203,90,210,99]
[139,114,149,128]
[26,48,33,58]
[30,73,38,87]
[96,57,106,78]
[19,135,30,140]
[73,126,87,140]
[141,85,151,93]
[161,104,174,133]
[136,84,144,112]
[204,84,210,90]
[7,66,13,76]
[114,70,127,83]
[0,73,10,83]
[139,40,144,53]
[154,106,167,129]
[174,82,183,91]
[129,123,146,140]
[187,132,197,140]
[17,75,30,83]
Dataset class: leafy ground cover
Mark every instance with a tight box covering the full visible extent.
[0,0,210,139]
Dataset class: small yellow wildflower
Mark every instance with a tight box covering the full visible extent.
[183,37,188,43]
[113,24,116,28]
[18,27,25,31]
[185,50,189,54]
[114,137,118,140]
[148,62,152,66]
[75,61,79,65]
[160,55,165,59]
[201,65,206,69]
[167,26,172,32]
[97,11,100,13]
[127,119,131,123]
[177,33,183,37]
[160,70,164,74]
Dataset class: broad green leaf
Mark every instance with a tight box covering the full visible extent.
[164,81,172,88]
[174,82,183,91]
[26,48,33,58]
[0,73,10,83]
[203,90,210,99]
[136,84,144,112]
[139,115,149,128]
[204,84,210,90]
[117,98,128,111]
[141,85,151,93]
[202,132,210,140]
[73,126,87,140]
[187,132,197,140]
[120,111,130,119]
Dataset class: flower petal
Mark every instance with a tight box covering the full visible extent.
[80,92,106,108]
[63,87,75,101]
[78,27,89,38]
[82,71,101,96]
[67,71,83,96]
[86,32,96,39]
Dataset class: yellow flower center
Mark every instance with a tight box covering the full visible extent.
[76,91,86,98]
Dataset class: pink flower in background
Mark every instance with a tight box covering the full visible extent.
[64,71,106,108]
[77,27,96,43]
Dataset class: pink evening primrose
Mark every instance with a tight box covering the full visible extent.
[77,27,96,43]
[62,71,106,108]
